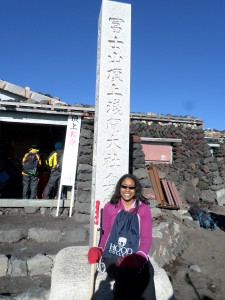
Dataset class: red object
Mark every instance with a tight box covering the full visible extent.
[94,200,100,225]
[37,172,49,199]
[118,254,146,269]
[88,247,103,264]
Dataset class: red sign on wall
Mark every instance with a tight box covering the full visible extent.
[141,144,171,163]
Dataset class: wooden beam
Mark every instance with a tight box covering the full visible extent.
[152,165,166,205]
[146,166,162,205]
[168,181,182,209]
[161,179,174,206]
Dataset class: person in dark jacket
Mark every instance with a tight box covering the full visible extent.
[21,145,41,199]
[43,141,66,199]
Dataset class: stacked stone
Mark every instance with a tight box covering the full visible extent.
[150,221,183,267]
[130,122,225,207]
[0,226,88,283]
[214,143,225,179]
[74,118,94,222]
[0,254,53,278]
[71,119,225,219]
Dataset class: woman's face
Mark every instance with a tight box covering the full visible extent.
[120,177,136,202]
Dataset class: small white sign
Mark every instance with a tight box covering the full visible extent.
[61,116,81,186]
[56,116,81,217]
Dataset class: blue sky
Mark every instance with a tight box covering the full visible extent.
[1,0,225,130]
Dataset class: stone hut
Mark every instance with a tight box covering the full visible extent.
[1,79,225,218]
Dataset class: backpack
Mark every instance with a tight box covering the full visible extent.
[189,205,217,231]
[23,152,38,175]
[102,210,140,259]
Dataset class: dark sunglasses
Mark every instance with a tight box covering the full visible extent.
[120,185,136,190]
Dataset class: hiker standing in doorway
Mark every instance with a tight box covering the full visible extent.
[22,145,41,199]
[43,141,66,199]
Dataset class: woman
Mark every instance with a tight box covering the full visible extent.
[88,174,156,299]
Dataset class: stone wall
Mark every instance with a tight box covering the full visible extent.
[74,118,94,222]
[130,122,225,207]
[74,119,225,219]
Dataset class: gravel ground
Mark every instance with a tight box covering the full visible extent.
[164,207,225,300]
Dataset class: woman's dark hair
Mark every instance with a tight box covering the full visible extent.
[110,174,148,209]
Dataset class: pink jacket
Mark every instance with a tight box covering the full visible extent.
[99,199,153,258]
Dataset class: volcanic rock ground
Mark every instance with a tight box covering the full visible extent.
[0,207,225,300]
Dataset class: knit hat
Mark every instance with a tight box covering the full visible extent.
[55,141,63,150]
[29,145,39,151]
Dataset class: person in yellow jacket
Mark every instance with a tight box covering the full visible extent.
[43,141,66,199]
[22,145,41,199]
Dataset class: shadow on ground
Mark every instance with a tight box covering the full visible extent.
[211,212,225,231]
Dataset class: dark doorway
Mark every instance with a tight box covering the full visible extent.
[0,122,66,198]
